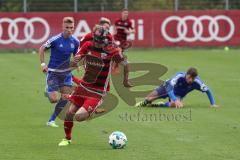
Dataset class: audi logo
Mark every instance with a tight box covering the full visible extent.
[161,15,235,42]
[0,17,50,44]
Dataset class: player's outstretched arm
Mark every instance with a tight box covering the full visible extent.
[206,89,219,108]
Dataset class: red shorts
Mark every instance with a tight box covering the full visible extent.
[68,84,103,114]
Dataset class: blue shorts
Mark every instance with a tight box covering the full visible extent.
[155,85,182,101]
[155,85,169,99]
[45,71,72,93]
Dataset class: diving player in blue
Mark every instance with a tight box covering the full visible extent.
[135,67,219,108]
[39,17,80,127]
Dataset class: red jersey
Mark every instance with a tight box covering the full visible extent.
[114,18,133,41]
[80,32,113,47]
[76,41,123,95]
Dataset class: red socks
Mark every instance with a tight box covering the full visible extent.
[64,121,73,140]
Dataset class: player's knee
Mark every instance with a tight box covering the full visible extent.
[65,112,74,121]
[75,113,88,122]
[146,92,159,102]
[145,97,153,102]
[65,108,77,120]
[49,97,58,103]
[147,94,158,101]
[46,92,58,103]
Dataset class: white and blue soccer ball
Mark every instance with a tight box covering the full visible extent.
[109,131,127,149]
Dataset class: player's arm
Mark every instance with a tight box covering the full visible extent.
[205,89,218,107]
[107,34,114,44]
[73,39,80,56]
[71,36,81,82]
[204,88,218,107]
[72,75,82,85]
[125,21,135,35]
[167,90,183,108]
[39,38,53,73]
[72,41,90,64]
[80,32,92,47]
[71,39,81,72]
[165,73,184,108]
[39,46,46,66]
[195,79,219,108]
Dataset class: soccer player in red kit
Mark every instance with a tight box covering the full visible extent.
[72,17,113,84]
[58,25,124,146]
[114,9,135,87]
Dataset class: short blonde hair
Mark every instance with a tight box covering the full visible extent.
[63,17,74,24]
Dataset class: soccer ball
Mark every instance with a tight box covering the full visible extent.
[108,131,127,149]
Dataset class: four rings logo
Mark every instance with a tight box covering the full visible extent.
[0,17,50,44]
[0,15,236,45]
[161,15,235,42]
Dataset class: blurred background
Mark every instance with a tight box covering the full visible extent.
[1,0,240,50]
[1,0,240,12]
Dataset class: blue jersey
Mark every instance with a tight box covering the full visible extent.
[156,72,215,105]
[43,33,80,71]
[164,72,209,98]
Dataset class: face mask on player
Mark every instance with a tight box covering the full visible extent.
[93,26,109,46]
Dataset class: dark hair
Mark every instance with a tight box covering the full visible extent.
[187,67,198,78]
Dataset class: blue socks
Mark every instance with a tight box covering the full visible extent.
[48,99,68,122]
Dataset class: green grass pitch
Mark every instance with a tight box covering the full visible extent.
[0,48,240,160]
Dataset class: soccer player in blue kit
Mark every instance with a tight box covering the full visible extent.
[136,67,219,108]
[39,17,80,127]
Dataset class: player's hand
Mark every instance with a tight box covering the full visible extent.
[175,99,183,108]
[41,63,48,73]
[70,55,81,68]
[73,55,81,63]
[70,61,77,68]
[210,104,219,108]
